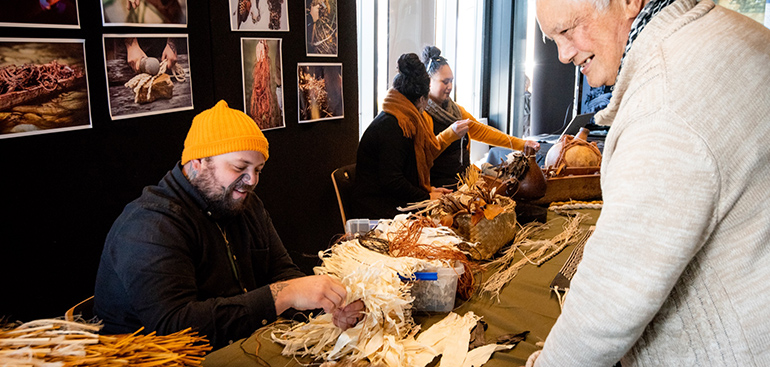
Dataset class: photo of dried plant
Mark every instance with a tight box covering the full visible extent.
[0,1,79,29]
[241,38,285,131]
[297,63,343,123]
[103,34,193,120]
[304,0,338,56]
[0,39,91,139]
[230,0,289,31]
[102,0,187,27]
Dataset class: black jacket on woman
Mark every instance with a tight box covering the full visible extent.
[351,111,430,220]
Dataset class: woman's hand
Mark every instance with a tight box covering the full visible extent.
[524,139,540,152]
[451,119,470,138]
[430,186,452,200]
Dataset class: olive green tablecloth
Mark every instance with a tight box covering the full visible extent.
[203,209,600,366]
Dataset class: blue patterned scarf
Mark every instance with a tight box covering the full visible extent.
[619,0,678,71]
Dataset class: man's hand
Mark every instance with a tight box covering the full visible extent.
[124,38,146,73]
[332,299,365,330]
[270,275,347,315]
[162,41,177,70]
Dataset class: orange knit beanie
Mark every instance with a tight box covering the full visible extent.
[181,100,269,164]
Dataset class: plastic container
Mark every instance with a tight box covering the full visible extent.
[409,261,465,312]
[345,219,379,235]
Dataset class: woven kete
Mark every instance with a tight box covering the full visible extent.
[454,210,518,260]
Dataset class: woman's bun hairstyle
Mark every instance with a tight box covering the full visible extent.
[392,53,430,104]
[421,45,448,76]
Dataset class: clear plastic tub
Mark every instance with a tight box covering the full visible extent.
[345,218,379,235]
[410,261,465,312]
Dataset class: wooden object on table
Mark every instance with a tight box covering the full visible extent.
[529,166,601,205]
[513,144,547,201]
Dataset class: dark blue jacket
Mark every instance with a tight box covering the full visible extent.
[94,163,305,348]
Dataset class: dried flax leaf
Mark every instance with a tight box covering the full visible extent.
[0,320,210,367]
[481,213,591,301]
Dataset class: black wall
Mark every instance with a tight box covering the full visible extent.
[0,0,359,322]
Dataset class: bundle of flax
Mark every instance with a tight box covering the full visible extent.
[0,319,211,366]
[271,219,512,367]
[271,239,435,366]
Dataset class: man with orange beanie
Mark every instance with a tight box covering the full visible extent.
[95,100,363,349]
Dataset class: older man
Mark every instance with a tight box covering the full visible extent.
[95,100,363,349]
[530,0,770,365]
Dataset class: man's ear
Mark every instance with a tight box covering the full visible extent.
[189,158,204,172]
[624,0,647,19]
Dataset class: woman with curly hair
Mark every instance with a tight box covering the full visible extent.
[351,53,469,220]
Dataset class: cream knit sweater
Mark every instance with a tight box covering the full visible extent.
[535,0,770,365]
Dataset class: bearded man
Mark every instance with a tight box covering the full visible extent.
[95,100,362,349]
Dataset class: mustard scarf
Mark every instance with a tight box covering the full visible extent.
[381,88,440,192]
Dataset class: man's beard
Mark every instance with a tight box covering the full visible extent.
[191,165,254,217]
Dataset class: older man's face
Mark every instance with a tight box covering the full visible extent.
[536,0,639,87]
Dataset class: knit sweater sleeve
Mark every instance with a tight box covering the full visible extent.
[459,105,525,151]
[424,111,461,152]
[535,118,719,366]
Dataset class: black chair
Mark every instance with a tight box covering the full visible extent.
[331,164,356,230]
[65,295,95,322]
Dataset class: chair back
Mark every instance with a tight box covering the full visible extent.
[331,164,356,229]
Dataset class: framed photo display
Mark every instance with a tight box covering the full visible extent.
[304,0,338,56]
[0,38,92,139]
[231,0,290,31]
[102,34,193,120]
[241,38,286,131]
[0,1,80,29]
[297,63,343,123]
[102,0,188,27]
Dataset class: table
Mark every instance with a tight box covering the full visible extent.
[202,209,601,366]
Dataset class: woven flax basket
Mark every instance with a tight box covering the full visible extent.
[453,206,518,260]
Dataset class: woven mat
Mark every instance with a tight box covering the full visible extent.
[550,225,594,291]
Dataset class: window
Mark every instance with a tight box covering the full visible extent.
[356,0,487,138]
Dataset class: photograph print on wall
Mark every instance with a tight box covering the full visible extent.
[0,0,80,29]
[304,0,338,56]
[241,38,285,131]
[0,38,92,139]
[231,0,289,31]
[102,0,187,27]
[103,34,193,120]
[297,62,343,123]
